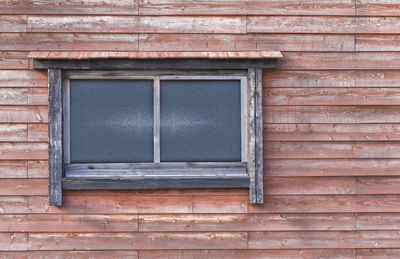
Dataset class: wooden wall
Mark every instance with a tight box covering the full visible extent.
[1,0,400,258]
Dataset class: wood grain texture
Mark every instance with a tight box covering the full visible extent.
[0,161,27,178]
[139,214,356,232]
[139,34,354,52]
[0,106,47,123]
[249,195,400,213]
[28,232,248,250]
[264,88,400,106]
[28,16,245,33]
[0,124,27,141]
[357,177,400,194]
[0,214,138,232]
[139,249,356,259]
[265,159,400,177]
[0,52,29,69]
[0,0,137,15]
[27,161,48,178]
[28,195,248,214]
[248,231,400,249]
[139,0,355,15]
[0,251,139,258]
[0,179,47,195]
[357,35,400,51]
[0,143,47,160]
[0,33,139,51]
[0,233,27,251]
[0,15,26,32]
[0,70,47,87]
[264,124,400,141]
[357,249,400,259]
[0,197,28,214]
[357,213,400,230]
[356,0,400,16]
[27,124,47,142]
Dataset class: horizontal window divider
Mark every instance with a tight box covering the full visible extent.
[65,162,247,170]
[62,175,250,190]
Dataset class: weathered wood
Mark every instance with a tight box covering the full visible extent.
[247,68,256,203]
[0,214,138,232]
[28,195,248,214]
[356,0,400,16]
[28,16,245,33]
[264,124,400,141]
[248,231,400,249]
[28,161,48,178]
[0,251,139,258]
[0,88,27,105]
[0,106,47,123]
[62,176,250,190]
[255,68,263,203]
[33,58,277,70]
[28,232,247,250]
[357,213,400,230]
[0,143,47,160]
[357,35,400,51]
[139,214,356,232]
[0,15,27,32]
[0,52,29,69]
[27,124,48,142]
[357,177,400,194]
[0,179,47,195]
[0,0,137,15]
[0,70,47,87]
[0,197,28,213]
[357,249,400,259]
[0,124,27,141]
[265,159,400,177]
[48,68,62,206]
[138,0,355,15]
[0,233,27,251]
[0,161,27,178]
[139,34,355,52]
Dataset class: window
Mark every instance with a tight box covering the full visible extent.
[40,58,271,206]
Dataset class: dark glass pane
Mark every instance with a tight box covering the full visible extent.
[70,79,153,163]
[160,80,241,162]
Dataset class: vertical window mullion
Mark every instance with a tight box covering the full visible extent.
[154,77,161,163]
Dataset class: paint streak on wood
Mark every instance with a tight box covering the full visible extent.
[0,214,138,232]
[265,159,400,177]
[248,231,400,249]
[28,232,248,250]
[0,197,28,214]
[139,0,355,15]
[0,0,137,15]
[139,214,355,232]
[28,16,246,33]
[0,161,27,178]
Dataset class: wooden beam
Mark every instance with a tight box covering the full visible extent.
[255,68,264,204]
[33,58,277,70]
[48,68,63,206]
[247,68,256,203]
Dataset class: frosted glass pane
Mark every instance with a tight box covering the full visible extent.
[160,80,241,162]
[70,79,153,163]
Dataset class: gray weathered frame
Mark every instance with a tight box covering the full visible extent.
[43,58,270,206]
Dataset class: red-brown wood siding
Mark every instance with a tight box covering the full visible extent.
[1,1,400,258]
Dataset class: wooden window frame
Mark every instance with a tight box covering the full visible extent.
[40,58,274,206]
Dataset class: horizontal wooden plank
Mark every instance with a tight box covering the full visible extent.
[357,35,400,51]
[357,213,400,230]
[139,249,356,259]
[0,15,26,32]
[139,34,354,52]
[0,143,47,160]
[0,88,27,105]
[0,33,139,51]
[139,214,355,232]
[265,159,400,177]
[0,124,26,141]
[63,188,247,196]
[27,160,48,178]
[263,70,400,88]
[0,70,46,88]
[0,214,138,232]
[265,142,400,159]
[0,251,139,259]
[264,124,400,141]
[28,232,247,250]
[27,88,47,105]
[357,177,400,194]
[0,161,26,178]
[0,52,29,70]
[277,52,400,70]
[356,0,400,16]
[0,233,27,251]
[249,195,400,213]
[264,106,400,123]
[248,16,356,33]
[0,106,47,123]
[28,16,246,33]
[264,88,400,106]
[0,0,137,15]
[28,195,248,214]
[27,124,47,142]
[248,231,400,249]
[0,197,27,213]
[357,249,400,259]
[139,0,355,15]
[264,177,356,195]
[0,179,46,195]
